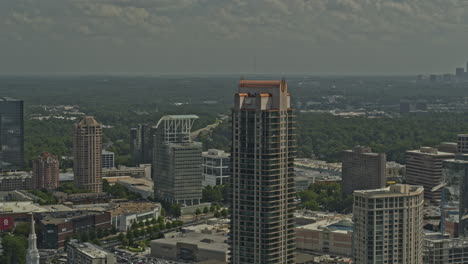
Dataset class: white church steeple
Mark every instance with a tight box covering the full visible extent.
[26,213,40,264]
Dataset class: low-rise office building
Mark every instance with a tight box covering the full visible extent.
[151,232,229,262]
[296,217,353,257]
[39,211,111,249]
[67,239,116,264]
[0,173,32,191]
[108,202,160,231]
[102,164,151,179]
[117,178,154,199]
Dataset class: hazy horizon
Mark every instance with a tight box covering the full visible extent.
[1,0,468,75]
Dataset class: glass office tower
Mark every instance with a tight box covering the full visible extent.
[0,97,24,170]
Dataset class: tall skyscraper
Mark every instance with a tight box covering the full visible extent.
[73,116,103,193]
[443,154,468,237]
[130,124,153,165]
[32,152,59,190]
[353,184,424,264]
[406,147,454,202]
[153,115,203,206]
[0,97,24,170]
[230,80,296,264]
[26,214,40,264]
[342,146,386,195]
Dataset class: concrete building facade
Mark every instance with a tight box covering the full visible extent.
[341,146,386,195]
[352,184,424,264]
[67,239,116,264]
[296,218,353,257]
[202,149,231,186]
[0,173,32,191]
[423,233,468,264]
[230,80,296,264]
[32,152,59,190]
[109,202,160,231]
[153,115,203,206]
[406,147,454,202]
[151,232,228,263]
[73,116,103,193]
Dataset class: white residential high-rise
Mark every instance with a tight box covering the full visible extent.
[202,149,231,186]
[353,184,424,264]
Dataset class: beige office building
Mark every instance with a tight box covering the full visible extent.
[406,147,454,202]
[342,146,386,195]
[353,184,424,264]
[73,116,103,193]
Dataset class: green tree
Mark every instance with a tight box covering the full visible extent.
[91,239,101,246]
[96,228,104,239]
[195,208,201,215]
[89,229,96,240]
[0,235,27,264]
[214,211,221,218]
[103,179,110,192]
[203,207,209,214]
[160,207,167,217]
[80,232,89,242]
[13,222,30,237]
[122,238,129,247]
[157,217,164,224]
[103,228,110,237]
[118,233,125,242]
[126,231,134,241]
[221,208,228,217]
[110,226,117,235]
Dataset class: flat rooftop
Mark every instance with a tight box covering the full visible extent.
[0,97,22,102]
[108,202,159,217]
[0,201,48,214]
[354,184,423,198]
[117,178,153,191]
[296,216,353,234]
[70,241,109,259]
[407,147,454,157]
[152,232,228,253]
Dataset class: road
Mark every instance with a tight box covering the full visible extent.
[190,115,228,140]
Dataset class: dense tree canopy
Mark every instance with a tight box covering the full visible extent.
[298,182,353,213]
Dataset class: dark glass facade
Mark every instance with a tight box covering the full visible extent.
[0,98,24,170]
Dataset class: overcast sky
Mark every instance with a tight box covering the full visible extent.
[1,0,468,75]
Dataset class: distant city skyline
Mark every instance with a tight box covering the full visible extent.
[1,1,468,74]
